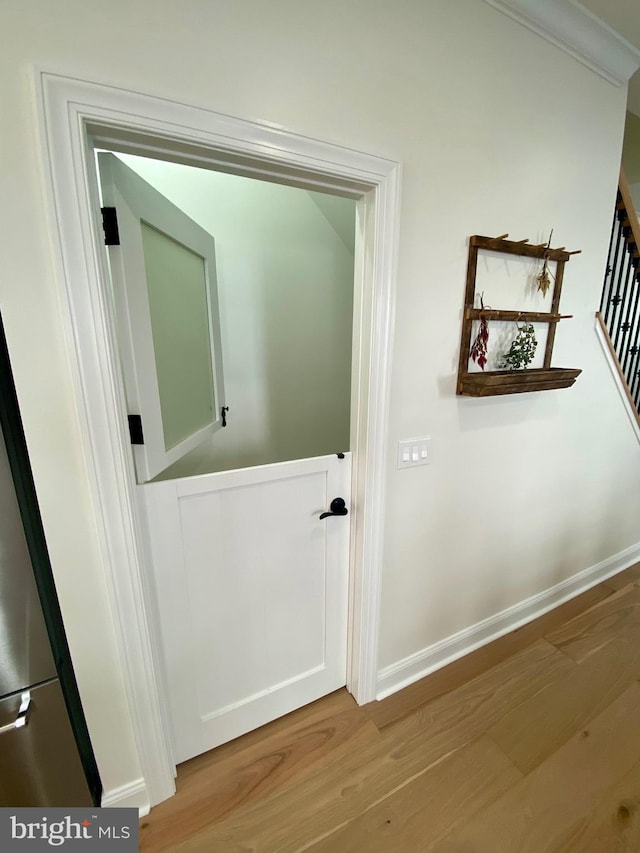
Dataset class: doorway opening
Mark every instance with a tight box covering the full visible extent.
[95,147,357,765]
[96,150,356,483]
[37,69,399,808]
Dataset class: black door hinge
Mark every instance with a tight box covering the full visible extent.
[128,415,144,445]
[101,207,120,246]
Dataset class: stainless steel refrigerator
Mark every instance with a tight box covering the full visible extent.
[0,314,101,806]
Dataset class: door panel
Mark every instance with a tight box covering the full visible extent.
[140,453,350,764]
[182,472,327,703]
[98,152,225,482]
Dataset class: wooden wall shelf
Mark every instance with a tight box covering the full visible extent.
[459,367,581,397]
[457,234,582,397]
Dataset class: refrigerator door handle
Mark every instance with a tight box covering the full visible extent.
[0,691,32,735]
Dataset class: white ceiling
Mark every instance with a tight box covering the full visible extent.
[577,0,640,112]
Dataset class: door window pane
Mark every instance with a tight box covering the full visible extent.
[140,222,215,451]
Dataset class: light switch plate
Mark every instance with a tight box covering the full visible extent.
[397,437,432,468]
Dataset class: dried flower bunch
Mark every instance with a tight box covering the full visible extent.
[501,322,537,370]
[470,293,489,370]
[537,229,554,298]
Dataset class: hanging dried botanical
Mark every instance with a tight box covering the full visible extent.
[501,322,537,370]
[470,293,489,370]
[537,229,554,298]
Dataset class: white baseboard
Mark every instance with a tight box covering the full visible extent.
[101,778,150,817]
[376,541,640,701]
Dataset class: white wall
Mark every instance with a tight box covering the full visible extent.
[1,0,638,805]
[111,155,354,477]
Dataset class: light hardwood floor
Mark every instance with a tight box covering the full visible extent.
[140,562,640,852]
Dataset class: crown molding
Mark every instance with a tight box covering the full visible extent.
[482,0,640,86]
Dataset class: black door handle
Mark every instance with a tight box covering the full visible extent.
[320,497,348,520]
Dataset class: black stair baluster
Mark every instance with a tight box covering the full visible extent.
[629,322,640,402]
[600,198,619,313]
[613,250,634,354]
[625,282,640,390]
[605,214,625,328]
[621,273,640,379]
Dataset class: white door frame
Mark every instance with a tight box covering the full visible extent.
[33,69,400,807]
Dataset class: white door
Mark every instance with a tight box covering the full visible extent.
[98,154,351,765]
[98,153,226,483]
[140,453,350,763]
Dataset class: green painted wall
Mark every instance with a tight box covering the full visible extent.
[622,111,640,184]
[622,111,640,211]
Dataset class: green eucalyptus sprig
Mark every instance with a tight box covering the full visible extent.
[501,323,537,370]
